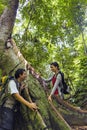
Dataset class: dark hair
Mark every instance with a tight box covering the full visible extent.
[15,68,25,79]
[50,62,59,69]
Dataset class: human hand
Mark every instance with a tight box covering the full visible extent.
[28,102,38,111]
[48,95,52,102]
[20,83,26,90]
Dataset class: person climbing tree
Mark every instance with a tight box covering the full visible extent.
[43,62,64,101]
[0,68,38,130]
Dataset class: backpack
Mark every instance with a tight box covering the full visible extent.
[58,71,69,94]
[0,76,15,107]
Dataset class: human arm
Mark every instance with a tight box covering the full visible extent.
[42,75,53,83]
[8,80,38,111]
[13,93,38,111]
[48,74,62,101]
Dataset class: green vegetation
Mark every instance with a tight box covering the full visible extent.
[0,0,87,110]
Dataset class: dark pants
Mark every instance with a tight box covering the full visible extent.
[0,107,14,130]
[0,127,10,130]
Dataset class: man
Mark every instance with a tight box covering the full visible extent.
[43,62,64,101]
[0,68,38,130]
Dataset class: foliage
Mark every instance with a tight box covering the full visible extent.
[13,0,87,97]
[0,0,8,14]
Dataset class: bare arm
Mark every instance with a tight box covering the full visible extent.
[13,93,38,111]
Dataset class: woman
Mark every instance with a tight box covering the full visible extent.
[43,62,64,101]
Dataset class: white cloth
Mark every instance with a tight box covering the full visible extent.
[3,79,19,109]
[8,80,19,95]
[43,73,63,96]
[51,73,63,96]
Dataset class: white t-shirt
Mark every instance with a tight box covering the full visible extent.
[8,80,19,95]
[3,79,19,108]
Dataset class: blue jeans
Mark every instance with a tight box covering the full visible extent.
[0,107,14,130]
[0,127,10,130]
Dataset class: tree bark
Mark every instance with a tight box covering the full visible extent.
[0,0,19,43]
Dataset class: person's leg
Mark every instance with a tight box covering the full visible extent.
[0,127,8,130]
[0,107,14,130]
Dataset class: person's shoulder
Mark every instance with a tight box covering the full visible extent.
[9,79,16,85]
[57,72,62,78]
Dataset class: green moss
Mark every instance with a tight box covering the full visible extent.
[26,74,71,130]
